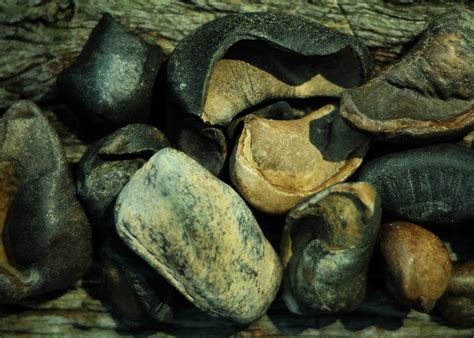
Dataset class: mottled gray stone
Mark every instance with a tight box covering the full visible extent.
[115,148,282,324]
[0,101,92,302]
[281,182,381,315]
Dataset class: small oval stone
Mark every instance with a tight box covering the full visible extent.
[378,221,452,313]
[281,182,381,315]
[357,143,474,225]
[230,104,368,214]
[115,148,282,324]
[437,260,474,327]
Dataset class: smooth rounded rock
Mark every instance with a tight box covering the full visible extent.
[57,14,163,137]
[76,123,169,237]
[437,260,474,327]
[0,101,92,302]
[168,13,372,126]
[378,221,452,313]
[115,148,282,324]
[281,182,381,315]
[341,10,474,142]
[230,104,368,214]
[357,144,474,225]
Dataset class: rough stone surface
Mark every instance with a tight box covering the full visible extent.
[357,143,474,225]
[167,12,372,126]
[437,260,474,327]
[0,100,92,302]
[281,182,381,315]
[378,221,452,313]
[76,123,169,237]
[115,148,282,324]
[177,127,227,176]
[341,10,474,142]
[57,14,163,137]
[230,104,368,214]
[100,235,175,328]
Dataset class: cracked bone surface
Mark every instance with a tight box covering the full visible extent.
[230,103,368,214]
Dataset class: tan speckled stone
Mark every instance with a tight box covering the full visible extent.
[115,148,282,324]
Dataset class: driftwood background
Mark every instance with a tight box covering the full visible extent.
[0,0,473,336]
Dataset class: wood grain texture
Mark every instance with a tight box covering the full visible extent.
[1,1,474,335]
[0,270,473,336]
[0,1,472,109]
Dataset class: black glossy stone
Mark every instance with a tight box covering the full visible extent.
[101,235,175,328]
[167,12,372,125]
[0,101,92,302]
[358,144,474,225]
[57,14,163,137]
[76,123,169,238]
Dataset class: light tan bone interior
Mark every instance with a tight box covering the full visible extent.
[231,104,367,214]
[204,40,361,125]
[0,161,21,277]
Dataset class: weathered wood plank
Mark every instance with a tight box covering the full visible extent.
[0,1,472,109]
[1,276,472,336]
[1,1,474,336]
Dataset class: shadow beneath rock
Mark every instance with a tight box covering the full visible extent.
[266,298,337,335]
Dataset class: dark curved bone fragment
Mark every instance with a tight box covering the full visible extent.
[101,235,175,328]
[281,182,381,315]
[167,12,372,126]
[341,10,474,142]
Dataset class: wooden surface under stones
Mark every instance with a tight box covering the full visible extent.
[0,266,474,336]
[1,1,474,335]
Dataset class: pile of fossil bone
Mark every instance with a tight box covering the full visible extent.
[0,9,473,329]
